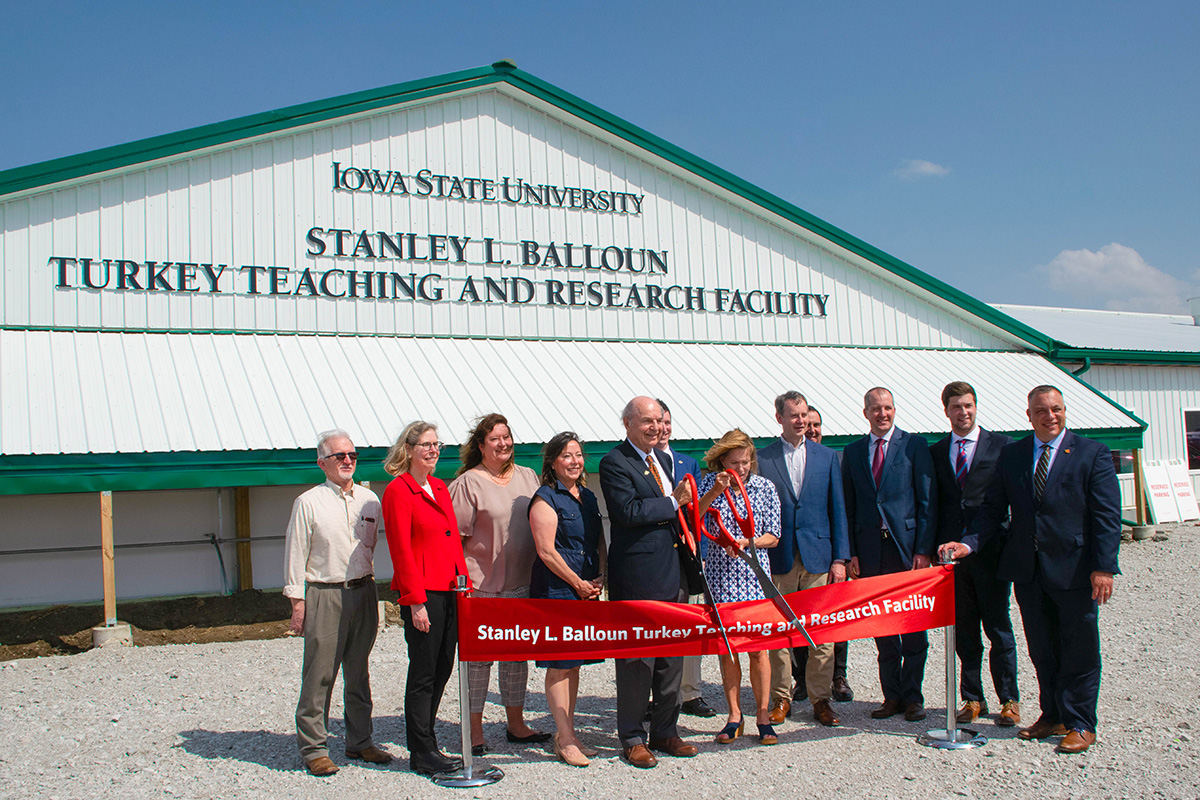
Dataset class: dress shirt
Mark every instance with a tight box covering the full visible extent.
[628,439,678,508]
[283,480,382,599]
[949,427,981,472]
[1032,429,1068,478]
[781,436,808,497]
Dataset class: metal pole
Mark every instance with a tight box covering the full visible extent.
[918,561,986,749]
[431,575,503,788]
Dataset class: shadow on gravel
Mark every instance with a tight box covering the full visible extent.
[176,728,298,771]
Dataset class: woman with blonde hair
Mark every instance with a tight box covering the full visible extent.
[448,413,550,755]
[381,421,470,776]
[695,429,782,746]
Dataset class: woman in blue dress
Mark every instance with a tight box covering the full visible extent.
[529,431,606,767]
[696,429,781,745]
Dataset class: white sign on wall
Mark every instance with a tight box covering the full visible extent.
[1142,459,1179,524]
[1166,459,1200,521]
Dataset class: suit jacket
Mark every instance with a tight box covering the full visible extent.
[962,430,1121,591]
[758,438,850,575]
[600,441,693,602]
[382,473,471,605]
[931,428,1014,561]
[842,427,936,575]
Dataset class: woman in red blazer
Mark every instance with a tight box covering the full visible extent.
[382,420,470,776]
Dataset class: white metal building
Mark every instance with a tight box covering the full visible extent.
[0,62,1144,608]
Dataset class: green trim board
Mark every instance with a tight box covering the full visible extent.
[1051,347,1200,366]
[0,61,1054,355]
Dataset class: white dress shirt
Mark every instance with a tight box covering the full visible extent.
[781,436,807,497]
[949,427,981,473]
[283,480,382,599]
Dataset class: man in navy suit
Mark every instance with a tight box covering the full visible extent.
[759,391,851,727]
[842,387,937,721]
[941,385,1120,754]
[656,400,715,719]
[930,382,1020,727]
[600,396,699,768]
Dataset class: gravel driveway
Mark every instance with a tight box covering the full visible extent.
[2,524,1196,800]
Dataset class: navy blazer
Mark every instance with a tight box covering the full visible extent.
[758,438,850,575]
[931,428,1014,558]
[599,440,693,602]
[962,430,1121,591]
[842,427,937,575]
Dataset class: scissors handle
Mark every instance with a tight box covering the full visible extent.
[675,473,703,556]
[702,506,742,551]
[721,469,756,541]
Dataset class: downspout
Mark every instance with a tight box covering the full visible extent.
[1071,356,1092,377]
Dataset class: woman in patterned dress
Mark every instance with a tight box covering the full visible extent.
[696,429,782,745]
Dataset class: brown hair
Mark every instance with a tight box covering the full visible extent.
[540,431,587,488]
[941,381,977,409]
[456,413,515,477]
[702,429,758,474]
[382,421,438,476]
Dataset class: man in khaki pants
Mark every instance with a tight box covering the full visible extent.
[284,429,392,776]
[757,392,850,727]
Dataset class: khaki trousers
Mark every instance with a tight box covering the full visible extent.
[769,559,833,704]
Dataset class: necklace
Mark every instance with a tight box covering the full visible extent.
[479,463,514,486]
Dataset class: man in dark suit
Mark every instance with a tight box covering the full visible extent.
[842,387,936,722]
[941,385,1121,754]
[930,381,1020,727]
[656,399,715,719]
[759,391,850,728]
[599,396,699,768]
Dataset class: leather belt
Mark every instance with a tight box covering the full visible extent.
[309,575,373,589]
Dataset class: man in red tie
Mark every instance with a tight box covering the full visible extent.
[841,387,936,722]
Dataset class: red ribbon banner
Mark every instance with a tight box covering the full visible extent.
[458,565,954,661]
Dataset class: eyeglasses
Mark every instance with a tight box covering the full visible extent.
[322,451,358,462]
[412,441,445,452]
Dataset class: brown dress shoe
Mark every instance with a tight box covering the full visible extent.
[956,700,985,724]
[345,745,393,764]
[1056,729,1096,754]
[812,699,841,727]
[648,736,699,757]
[767,697,790,725]
[904,703,927,722]
[304,755,339,776]
[622,743,658,768]
[871,699,904,719]
[1018,716,1069,740]
[997,701,1020,727]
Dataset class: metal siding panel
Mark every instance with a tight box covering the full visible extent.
[3,200,30,327]
[0,330,32,454]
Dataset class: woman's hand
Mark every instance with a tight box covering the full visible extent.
[575,578,602,600]
[410,603,431,633]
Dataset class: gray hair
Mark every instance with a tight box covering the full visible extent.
[621,397,661,424]
[316,428,353,458]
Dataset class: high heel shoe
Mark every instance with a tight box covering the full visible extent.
[553,733,590,767]
[756,722,778,745]
[715,718,744,744]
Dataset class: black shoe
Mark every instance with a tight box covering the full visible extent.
[832,676,854,702]
[471,743,486,757]
[791,687,808,704]
[411,750,459,776]
[904,703,927,722]
[680,698,717,718]
[506,729,553,744]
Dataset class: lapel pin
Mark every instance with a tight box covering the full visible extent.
[1064,448,1071,454]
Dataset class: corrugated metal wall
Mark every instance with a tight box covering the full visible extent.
[1083,364,1200,462]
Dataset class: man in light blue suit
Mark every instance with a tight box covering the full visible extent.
[759,391,850,728]
[842,387,937,722]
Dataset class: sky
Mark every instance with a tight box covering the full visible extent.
[2,1,1197,313]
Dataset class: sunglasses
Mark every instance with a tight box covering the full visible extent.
[323,451,358,462]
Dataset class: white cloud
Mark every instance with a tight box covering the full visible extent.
[1037,243,1190,312]
[891,159,950,179]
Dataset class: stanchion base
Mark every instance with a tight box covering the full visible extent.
[917,728,987,749]
[430,764,504,787]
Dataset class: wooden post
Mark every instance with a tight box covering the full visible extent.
[1133,448,1147,525]
[234,487,254,591]
[100,491,116,626]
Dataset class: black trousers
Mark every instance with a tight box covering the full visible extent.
[614,587,685,747]
[401,590,457,754]
[871,543,928,705]
[955,556,1019,704]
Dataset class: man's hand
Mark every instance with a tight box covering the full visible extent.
[410,603,431,632]
[938,542,971,562]
[1091,571,1114,604]
[672,479,693,507]
[912,554,931,570]
[829,561,847,584]
[288,598,305,636]
[848,556,860,579]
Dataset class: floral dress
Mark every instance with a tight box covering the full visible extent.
[698,472,781,603]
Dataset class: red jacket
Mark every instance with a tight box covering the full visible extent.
[383,473,471,605]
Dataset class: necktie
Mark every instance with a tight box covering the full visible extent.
[871,438,885,486]
[955,439,968,489]
[646,454,665,495]
[1034,443,1052,502]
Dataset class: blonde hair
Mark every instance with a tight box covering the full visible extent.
[702,429,758,474]
[383,421,438,476]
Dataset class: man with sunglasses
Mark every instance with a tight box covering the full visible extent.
[284,429,391,776]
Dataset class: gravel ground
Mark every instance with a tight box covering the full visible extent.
[2,524,1197,800]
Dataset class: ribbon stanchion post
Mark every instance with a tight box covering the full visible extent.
[432,575,503,788]
[916,560,986,751]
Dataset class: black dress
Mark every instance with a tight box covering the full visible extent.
[529,481,603,669]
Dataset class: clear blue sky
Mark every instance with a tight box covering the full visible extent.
[3,1,1196,312]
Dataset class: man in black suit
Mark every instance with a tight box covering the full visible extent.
[941,385,1121,754]
[930,381,1019,727]
[842,387,936,722]
[599,396,699,768]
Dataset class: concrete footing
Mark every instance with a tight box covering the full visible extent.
[92,622,133,648]
[1131,526,1155,541]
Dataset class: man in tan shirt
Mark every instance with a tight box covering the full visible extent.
[284,429,391,776]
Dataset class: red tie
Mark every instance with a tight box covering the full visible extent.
[871,438,885,486]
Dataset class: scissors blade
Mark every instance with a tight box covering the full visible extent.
[735,550,817,648]
[697,572,733,656]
